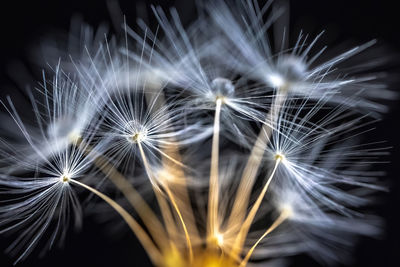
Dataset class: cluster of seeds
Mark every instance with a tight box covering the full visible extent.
[0,0,393,266]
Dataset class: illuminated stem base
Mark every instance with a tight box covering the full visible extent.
[162,248,239,267]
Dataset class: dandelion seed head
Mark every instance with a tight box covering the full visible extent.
[210,77,235,102]
[0,142,96,263]
[47,117,82,144]
[279,203,294,218]
[267,73,285,88]
[124,120,148,144]
[266,55,308,92]
[130,132,146,143]
[273,190,299,221]
[274,152,287,163]
[277,55,308,83]
[60,173,71,183]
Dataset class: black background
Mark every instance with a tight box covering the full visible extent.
[0,0,399,266]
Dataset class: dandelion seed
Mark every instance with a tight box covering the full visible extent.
[0,137,97,263]
[0,68,100,172]
[206,0,393,114]
[124,7,276,145]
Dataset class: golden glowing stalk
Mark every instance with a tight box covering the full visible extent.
[207,98,222,243]
[138,142,193,263]
[231,157,281,258]
[155,191,180,248]
[227,86,288,232]
[164,185,194,263]
[145,84,200,242]
[75,138,169,251]
[70,179,162,265]
[239,209,291,267]
[160,152,200,243]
